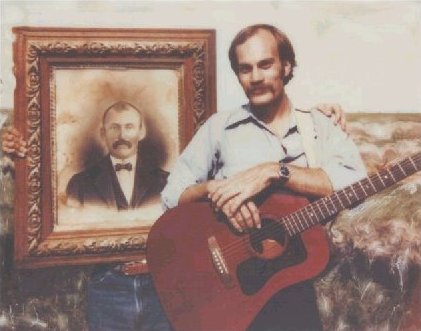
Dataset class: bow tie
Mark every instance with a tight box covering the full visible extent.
[115,163,133,171]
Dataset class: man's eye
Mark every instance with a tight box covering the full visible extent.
[239,66,251,74]
[260,62,272,69]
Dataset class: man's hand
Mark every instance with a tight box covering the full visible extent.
[223,200,260,232]
[1,127,27,157]
[207,163,278,230]
[314,103,347,132]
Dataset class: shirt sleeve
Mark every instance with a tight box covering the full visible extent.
[313,112,367,190]
[161,115,219,209]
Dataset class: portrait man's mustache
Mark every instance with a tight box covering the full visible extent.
[112,139,132,149]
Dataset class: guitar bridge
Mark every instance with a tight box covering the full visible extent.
[208,236,235,289]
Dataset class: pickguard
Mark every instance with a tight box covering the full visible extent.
[237,219,307,296]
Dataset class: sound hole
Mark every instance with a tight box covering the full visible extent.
[237,217,307,296]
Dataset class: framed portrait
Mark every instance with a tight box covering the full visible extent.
[13,27,216,268]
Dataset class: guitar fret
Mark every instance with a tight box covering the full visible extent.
[358,181,368,197]
[314,201,326,219]
[387,168,396,182]
[350,185,358,201]
[282,216,293,236]
[295,212,305,231]
[308,204,319,223]
[334,192,346,209]
[320,198,333,217]
[397,162,408,176]
[324,197,337,215]
[298,210,309,229]
[367,177,377,192]
[354,182,365,200]
[343,188,352,205]
[409,156,417,171]
[383,171,395,186]
[391,164,405,181]
[377,172,386,187]
[291,214,300,233]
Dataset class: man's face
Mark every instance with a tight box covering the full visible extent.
[101,108,145,160]
[235,29,291,111]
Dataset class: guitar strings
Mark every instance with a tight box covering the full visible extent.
[220,153,421,260]
[217,153,421,263]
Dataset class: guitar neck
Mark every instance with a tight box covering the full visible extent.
[281,152,421,236]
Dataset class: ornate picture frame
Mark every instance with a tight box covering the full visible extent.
[13,27,216,268]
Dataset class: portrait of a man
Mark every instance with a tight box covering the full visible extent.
[53,67,180,231]
[66,101,167,211]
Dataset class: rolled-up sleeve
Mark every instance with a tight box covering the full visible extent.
[314,112,367,190]
[161,116,218,209]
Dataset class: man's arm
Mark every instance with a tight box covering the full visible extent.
[177,104,345,205]
[178,162,333,232]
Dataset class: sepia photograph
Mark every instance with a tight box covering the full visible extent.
[53,67,179,231]
[0,1,420,331]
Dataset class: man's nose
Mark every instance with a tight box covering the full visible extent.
[250,67,263,83]
[119,128,129,140]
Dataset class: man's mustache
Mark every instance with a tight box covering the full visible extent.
[112,139,132,149]
[248,85,273,96]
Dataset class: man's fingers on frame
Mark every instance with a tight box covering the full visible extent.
[2,140,15,148]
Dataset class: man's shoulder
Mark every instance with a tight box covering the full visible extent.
[68,156,110,182]
[295,107,338,134]
[204,106,249,128]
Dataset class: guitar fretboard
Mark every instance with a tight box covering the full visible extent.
[280,152,421,237]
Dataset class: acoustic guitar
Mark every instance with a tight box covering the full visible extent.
[147,153,421,331]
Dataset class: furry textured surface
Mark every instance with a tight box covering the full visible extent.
[315,115,421,331]
[317,180,421,330]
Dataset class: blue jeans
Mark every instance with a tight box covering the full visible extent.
[87,268,173,331]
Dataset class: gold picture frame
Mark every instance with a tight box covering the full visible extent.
[13,27,216,268]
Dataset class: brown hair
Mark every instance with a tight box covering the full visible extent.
[228,24,297,84]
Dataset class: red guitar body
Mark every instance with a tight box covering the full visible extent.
[147,193,330,331]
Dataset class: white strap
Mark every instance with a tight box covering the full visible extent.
[294,109,320,168]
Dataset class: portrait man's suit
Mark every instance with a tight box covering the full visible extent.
[66,152,167,210]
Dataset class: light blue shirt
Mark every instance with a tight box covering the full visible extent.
[161,104,367,209]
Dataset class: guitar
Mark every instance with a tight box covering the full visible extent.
[147,153,421,331]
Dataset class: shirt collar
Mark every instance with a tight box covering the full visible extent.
[225,103,297,139]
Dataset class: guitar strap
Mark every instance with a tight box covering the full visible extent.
[294,109,320,168]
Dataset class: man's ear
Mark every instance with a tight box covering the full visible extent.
[138,124,147,142]
[283,61,292,79]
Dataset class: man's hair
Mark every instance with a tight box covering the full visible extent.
[102,101,144,127]
[228,24,297,85]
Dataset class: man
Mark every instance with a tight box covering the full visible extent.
[162,24,367,331]
[66,100,166,211]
